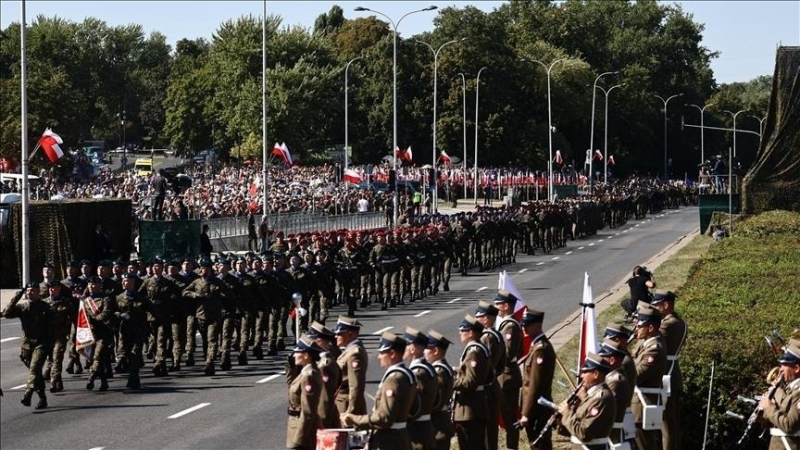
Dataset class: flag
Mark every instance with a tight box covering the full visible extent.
[40,128,64,163]
[594,149,603,161]
[439,150,451,164]
[577,272,599,372]
[404,146,413,163]
[75,299,95,352]
[272,142,292,166]
[343,168,361,183]
[609,155,616,166]
[555,150,563,165]
[497,270,534,357]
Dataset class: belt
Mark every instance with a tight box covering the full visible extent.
[612,422,624,429]
[636,387,663,394]
[666,355,678,361]
[390,422,407,430]
[412,414,431,422]
[770,428,800,437]
[570,436,609,445]
[287,409,300,417]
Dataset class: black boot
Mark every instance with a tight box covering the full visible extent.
[43,365,51,381]
[443,282,449,292]
[169,360,181,372]
[75,361,84,374]
[237,352,248,366]
[50,378,63,393]
[21,388,33,406]
[253,346,264,360]
[86,374,97,390]
[66,360,75,374]
[35,390,47,409]
[220,357,232,371]
[98,377,109,392]
[127,373,141,390]
[204,363,215,376]
[277,339,286,351]
[185,354,195,367]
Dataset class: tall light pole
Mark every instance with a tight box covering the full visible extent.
[595,83,623,184]
[750,114,767,148]
[520,57,569,201]
[654,93,683,181]
[588,71,618,192]
[416,38,465,214]
[723,109,747,160]
[344,56,363,171]
[117,110,127,170]
[686,102,714,164]
[458,72,467,199]
[262,0,269,219]
[474,67,487,205]
[355,5,438,227]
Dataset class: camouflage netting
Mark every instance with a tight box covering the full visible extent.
[0,199,132,288]
[742,46,800,213]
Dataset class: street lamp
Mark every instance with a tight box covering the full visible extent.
[458,73,467,199]
[750,114,767,148]
[344,56,364,171]
[654,93,683,181]
[723,109,747,158]
[474,67,487,205]
[588,71,618,192]
[686,102,714,165]
[117,110,127,170]
[520,57,569,201]
[355,5,437,227]
[416,37,466,214]
[595,83,623,184]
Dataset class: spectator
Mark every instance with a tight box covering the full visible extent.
[151,169,167,220]
[200,224,213,257]
[357,196,369,213]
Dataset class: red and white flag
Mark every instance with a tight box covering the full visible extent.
[439,150,451,164]
[75,299,95,352]
[271,142,293,166]
[39,128,64,163]
[497,270,535,357]
[609,155,616,166]
[554,150,563,165]
[343,168,361,183]
[578,272,599,372]
[404,146,413,163]
[594,149,603,161]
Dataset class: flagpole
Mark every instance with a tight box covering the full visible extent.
[20,0,30,286]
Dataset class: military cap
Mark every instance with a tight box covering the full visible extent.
[597,337,627,357]
[25,280,40,289]
[377,332,407,353]
[44,279,62,288]
[274,252,286,259]
[426,330,451,350]
[307,321,335,340]
[521,309,545,326]
[42,262,55,269]
[87,276,103,284]
[113,259,126,267]
[293,335,323,359]
[778,344,800,365]
[580,352,613,374]
[474,300,499,317]
[66,260,80,268]
[334,316,362,334]
[182,256,194,263]
[636,302,661,324]
[120,273,136,280]
[80,259,92,267]
[651,291,677,305]
[403,327,428,346]
[219,257,232,265]
[198,258,213,268]
[129,259,140,265]
[603,322,632,340]
[167,260,181,268]
[251,256,262,263]
[458,314,484,332]
[97,260,112,268]
[150,256,165,265]
[493,289,517,305]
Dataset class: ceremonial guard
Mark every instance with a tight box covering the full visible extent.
[519,310,556,450]
[453,314,491,449]
[651,291,687,450]
[285,335,323,450]
[404,327,437,450]
[630,302,667,450]
[307,321,342,428]
[424,330,456,450]
[335,316,368,415]
[84,276,118,391]
[761,344,800,450]
[602,323,637,390]
[495,290,524,450]
[598,338,636,447]
[475,300,505,450]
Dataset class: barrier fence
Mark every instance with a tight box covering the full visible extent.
[206,211,386,238]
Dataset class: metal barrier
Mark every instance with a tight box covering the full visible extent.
[206,211,386,238]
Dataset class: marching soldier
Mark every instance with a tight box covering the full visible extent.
[43,280,76,393]
[651,291,687,450]
[233,257,258,365]
[334,316,368,415]
[404,327,437,450]
[179,257,200,366]
[164,260,190,371]
[495,290,524,450]
[2,282,54,409]
[307,321,341,428]
[64,261,87,376]
[341,332,417,450]
[424,330,456,450]
[630,302,667,450]
[84,276,118,392]
[475,301,505,450]
[519,309,556,450]
[217,257,244,371]
[761,343,800,449]
[182,258,227,376]
[598,337,635,447]
[285,335,324,450]
[556,353,617,450]
[139,258,180,376]
[453,314,491,450]
[116,273,152,389]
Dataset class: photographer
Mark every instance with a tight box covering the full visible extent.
[623,265,656,314]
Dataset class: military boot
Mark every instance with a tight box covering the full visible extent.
[21,388,34,406]
[86,374,97,390]
[389,297,396,308]
[126,373,141,390]
[169,360,181,372]
[114,359,127,374]
[98,377,109,392]
[66,359,75,374]
[253,346,264,360]
[75,360,84,374]
[266,346,278,357]
[237,352,248,366]
[276,339,286,351]
[443,282,450,292]
[185,353,195,367]
[220,357,232,371]
[35,390,47,409]
[50,378,63,393]
[203,362,215,376]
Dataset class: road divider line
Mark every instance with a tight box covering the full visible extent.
[477,286,488,292]
[10,384,26,390]
[88,447,105,450]
[607,236,613,239]
[518,268,528,273]
[447,297,462,304]
[588,243,595,247]
[372,326,393,335]
[1,337,21,343]
[552,256,560,260]
[256,373,283,384]
[614,233,620,236]
[536,262,545,266]
[366,393,375,402]
[565,251,573,255]
[578,246,585,250]
[167,402,211,419]
[414,310,431,318]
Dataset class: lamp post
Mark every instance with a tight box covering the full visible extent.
[654,93,683,181]
[117,110,127,170]
[588,71,618,192]
[458,73,467,199]
[520,57,569,201]
[416,38,465,214]
[344,56,363,171]
[262,0,269,220]
[474,67,487,205]
[355,5,438,227]
[750,114,767,148]
[686,102,714,164]
[595,83,623,184]
[722,109,746,158]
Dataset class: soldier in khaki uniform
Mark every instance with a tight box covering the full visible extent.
[285,335,323,450]
[403,327,437,450]
[494,291,524,450]
[83,276,118,392]
[342,333,417,450]
[424,330,456,450]
[519,310,556,450]
[602,323,637,390]
[630,302,667,450]
[556,353,617,450]
[182,258,227,375]
[139,258,181,377]
[43,281,76,393]
[334,316,368,415]
[307,321,341,429]
[598,338,635,447]
[651,291,687,450]
[116,273,153,389]
[454,314,491,450]
[475,301,505,450]
[761,344,800,450]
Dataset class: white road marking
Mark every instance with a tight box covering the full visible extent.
[366,393,376,401]
[551,256,560,261]
[372,326,394,335]
[607,236,613,239]
[167,402,211,419]
[578,246,585,250]
[447,297,462,304]
[1,337,20,343]
[565,251,573,255]
[623,230,629,233]
[518,268,528,273]
[10,384,27,390]
[256,373,284,384]
[597,240,604,244]
[659,214,665,217]
[614,233,620,236]
[635,224,640,227]
[536,262,545,266]
[414,310,431,318]
[477,286,488,292]
[588,243,595,247]
[88,447,105,450]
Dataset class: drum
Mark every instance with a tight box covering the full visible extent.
[316,429,348,450]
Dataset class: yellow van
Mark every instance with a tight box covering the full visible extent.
[134,158,153,176]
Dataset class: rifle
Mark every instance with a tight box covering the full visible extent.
[735,372,785,445]
[530,380,585,445]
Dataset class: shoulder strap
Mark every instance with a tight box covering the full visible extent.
[383,365,416,385]
[410,360,436,378]
[433,360,454,378]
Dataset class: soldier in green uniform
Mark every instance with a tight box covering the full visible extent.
[182,258,227,375]
[43,280,76,393]
[598,338,635,447]
[139,258,180,376]
[454,314,491,450]
[307,321,341,429]
[369,232,393,310]
[519,309,556,450]
[272,253,295,351]
[2,282,54,409]
[233,257,258,365]
[651,291,687,450]
[475,301,505,450]
[630,302,667,450]
[249,256,272,359]
[403,327,437,450]
[179,257,200,366]
[341,332,417,450]
[334,316,368,415]
[216,257,243,371]
[64,261,87,376]
[84,276,118,391]
[116,273,153,389]
[424,330,456,450]
[335,238,363,316]
[285,335,324,450]
[761,344,800,450]
[164,260,190,371]
[494,291,524,450]
[312,251,336,324]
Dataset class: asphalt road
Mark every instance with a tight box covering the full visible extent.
[0,206,698,450]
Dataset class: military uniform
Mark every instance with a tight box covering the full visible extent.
[425,330,456,450]
[521,330,556,450]
[631,306,668,450]
[598,338,635,446]
[558,380,616,450]
[182,264,227,375]
[454,316,491,450]
[496,300,524,450]
[83,283,118,391]
[404,328,437,450]
[476,302,505,450]
[653,292,687,450]
[116,281,153,389]
[44,286,77,392]
[335,317,369,415]
[286,337,323,450]
[763,345,800,450]
[139,272,180,375]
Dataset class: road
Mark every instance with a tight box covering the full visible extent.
[0,207,698,450]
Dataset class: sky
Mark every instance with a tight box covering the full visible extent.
[1,0,798,84]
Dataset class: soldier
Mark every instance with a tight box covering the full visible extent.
[307,321,341,428]
[63,261,87,376]
[424,330,456,450]
[602,323,637,390]
[334,316,368,415]
[761,343,800,449]
[651,291,687,450]
[249,256,272,359]
[116,273,152,389]
[313,250,336,324]
[454,314,491,450]
[272,253,294,351]
[2,282,54,409]
[341,332,417,450]
[598,337,635,447]
[519,310,556,450]
[217,257,245,371]
[179,257,200,366]
[494,290,524,450]
[556,353,617,450]
[369,232,394,310]
[182,258,226,375]
[403,327,437,450]
[630,302,667,450]
[164,260,190,371]
[285,335,324,450]
[139,258,180,376]
[43,281,76,393]
[84,276,118,391]
[475,301,505,450]
[288,253,321,332]
[233,257,258,365]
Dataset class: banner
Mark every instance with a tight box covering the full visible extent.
[75,299,95,352]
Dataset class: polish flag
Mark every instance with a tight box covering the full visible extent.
[609,155,616,166]
[75,299,95,352]
[594,149,604,161]
[497,270,534,357]
[343,168,361,183]
[40,128,64,163]
[272,142,292,166]
[577,272,599,372]
[404,146,413,163]
[439,150,451,164]
[554,150,563,165]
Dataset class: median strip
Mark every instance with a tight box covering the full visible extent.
[167,402,211,419]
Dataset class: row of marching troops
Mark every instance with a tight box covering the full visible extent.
[284,289,691,450]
